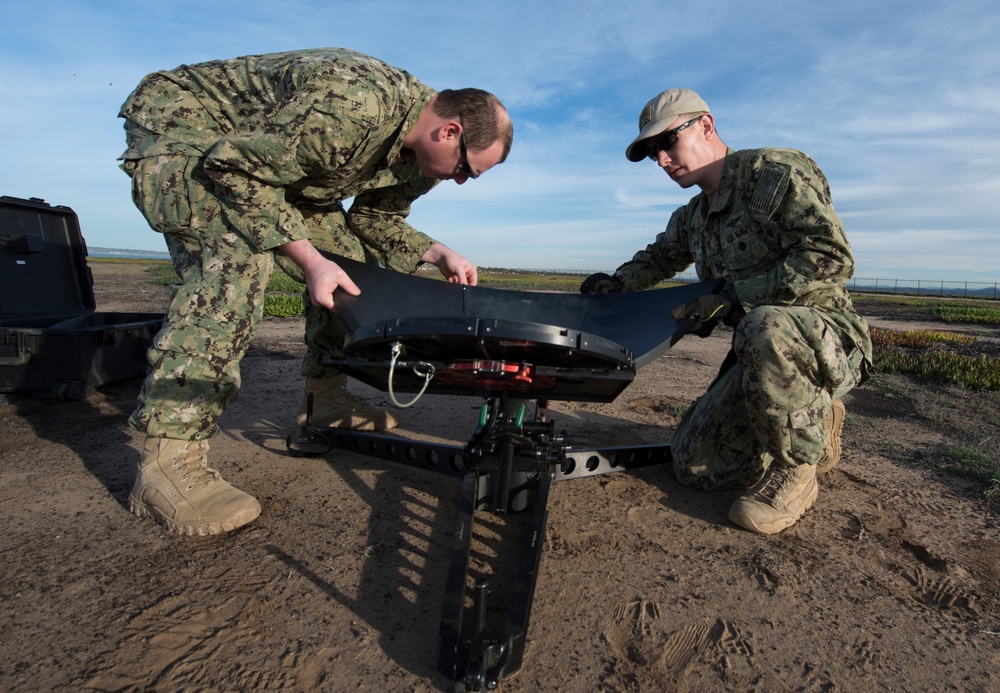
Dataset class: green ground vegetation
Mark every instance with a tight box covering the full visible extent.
[931,304,1000,324]
[870,327,1000,390]
[474,268,685,292]
[868,323,1000,507]
[932,446,1000,506]
[854,293,1000,326]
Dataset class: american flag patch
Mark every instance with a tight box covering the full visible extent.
[639,104,654,130]
[749,162,790,216]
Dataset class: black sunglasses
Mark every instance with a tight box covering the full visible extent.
[458,115,479,179]
[645,115,704,160]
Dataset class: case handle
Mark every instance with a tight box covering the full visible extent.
[0,332,30,366]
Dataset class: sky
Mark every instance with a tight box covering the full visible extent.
[2,1,998,283]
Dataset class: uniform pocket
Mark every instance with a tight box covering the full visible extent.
[786,394,828,463]
[130,155,195,234]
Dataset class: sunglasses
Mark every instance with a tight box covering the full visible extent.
[458,115,479,179]
[645,115,704,160]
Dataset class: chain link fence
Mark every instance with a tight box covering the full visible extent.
[848,278,999,300]
[524,269,1000,301]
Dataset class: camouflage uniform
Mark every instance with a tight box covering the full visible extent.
[118,48,441,440]
[614,147,872,489]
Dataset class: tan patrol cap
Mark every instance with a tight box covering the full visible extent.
[625,88,710,162]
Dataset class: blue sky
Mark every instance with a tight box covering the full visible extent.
[2,1,998,282]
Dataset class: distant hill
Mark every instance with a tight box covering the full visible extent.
[89,247,170,260]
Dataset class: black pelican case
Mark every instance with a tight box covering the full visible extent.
[0,196,163,400]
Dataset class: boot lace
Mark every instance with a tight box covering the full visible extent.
[749,466,796,504]
[169,442,222,490]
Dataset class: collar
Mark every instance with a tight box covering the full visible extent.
[707,147,739,214]
[382,86,435,177]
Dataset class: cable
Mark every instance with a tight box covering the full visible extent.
[387,342,435,408]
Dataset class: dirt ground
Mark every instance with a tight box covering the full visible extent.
[2,262,999,692]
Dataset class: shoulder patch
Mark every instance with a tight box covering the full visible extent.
[749,161,791,218]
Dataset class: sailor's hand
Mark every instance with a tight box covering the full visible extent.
[277,239,360,310]
[579,272,623,294]
[671,283,741,337]
[305,261,360,311]
[422,242,478,286]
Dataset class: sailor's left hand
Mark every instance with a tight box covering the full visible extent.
[422,242,478,285]
[671,283,741,337]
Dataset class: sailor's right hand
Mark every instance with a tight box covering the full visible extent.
[304,259,360,311]
[579,272,624,295]
[277,239,360,310]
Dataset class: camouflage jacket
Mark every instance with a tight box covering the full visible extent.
[118,48,440,272]
[615,147,871,357]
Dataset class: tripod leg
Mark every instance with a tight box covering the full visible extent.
[438,471,478,680]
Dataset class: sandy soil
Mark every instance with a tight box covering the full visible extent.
[1,262,999,692]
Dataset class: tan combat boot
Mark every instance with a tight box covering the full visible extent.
[129,438,261,536]
[816,399,846,475]
[728,463,818,535]
[296,373,400,431]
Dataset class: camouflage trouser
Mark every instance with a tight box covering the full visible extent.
[671,305,866,491]
[124,153,372,440]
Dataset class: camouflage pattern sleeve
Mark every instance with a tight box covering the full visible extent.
[614,207,696,290]
[347,176,440,273]
[732,150,856,313]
